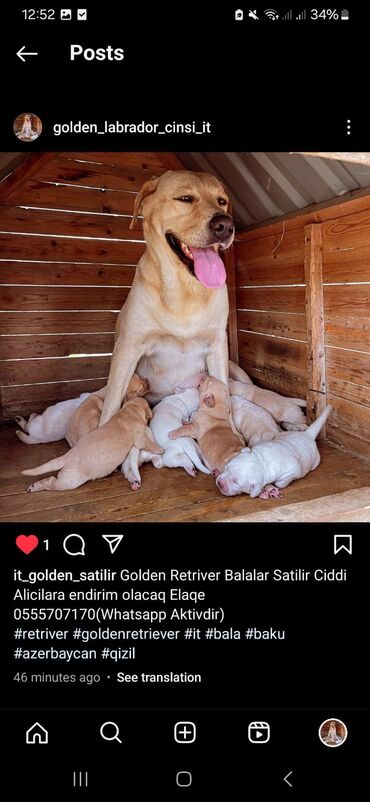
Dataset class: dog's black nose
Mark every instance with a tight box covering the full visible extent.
[209,214,235,242]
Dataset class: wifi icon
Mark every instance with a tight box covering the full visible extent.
[264,8,279,19]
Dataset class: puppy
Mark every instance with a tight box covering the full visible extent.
[231,396,280,447]
[169,377,244,475]
[229,379,306,427]
[22,397,164,493]
[15,393,91,444]
[216,406,332,498]
[121,388,210,489]
[66,374,149,447]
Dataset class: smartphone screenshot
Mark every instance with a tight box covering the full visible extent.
[0,3,368,795]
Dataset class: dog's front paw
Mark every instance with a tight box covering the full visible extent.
[130,481,140,491]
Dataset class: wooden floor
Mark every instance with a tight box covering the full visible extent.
[1,422,370,522]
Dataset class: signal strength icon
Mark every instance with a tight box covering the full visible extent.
[296,9,307,19]
[283,9,293,19]
[264,8,279,19]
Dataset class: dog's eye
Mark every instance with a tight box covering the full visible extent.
[218,197,227,206]
[174,195,194,203]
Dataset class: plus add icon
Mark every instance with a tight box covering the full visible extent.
[174,721,196,743]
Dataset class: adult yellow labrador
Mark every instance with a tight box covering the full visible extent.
[100,170,236,425]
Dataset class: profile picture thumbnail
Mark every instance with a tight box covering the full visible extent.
[318,718,348,747]
[13,112,42,142]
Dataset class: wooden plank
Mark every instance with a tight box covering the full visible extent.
[60,152,166,170]
[325,314,370,352]
[1,354,111,385]
[325,427,370,462]
[329,378,370,407]
[236,259,304,286]
[0,154,55,202]
[324,284,370,317]
[238,330,307,397]
[0,467,220,522]
[8,180,139,215]
[0,206,143,238]
[36,157,165,192]
[237,286,305,313]
[154,153,185,170]
[0,333,114,360]
[0,262,135,287]
[326,395,370,462]
[237,310,306,340]
[224,489,370,522]
[236,188,370,241]
[327,394,370,433]
[0,286,129,311]
[322,207,370,252]
[1,378,107,418]
[327,346,370,389]
[304,224,326,427]
[323,246,370,283]
[236,228,304,267]
[0,310,118,335]
[224,245,238,363]
[0,233,145,265]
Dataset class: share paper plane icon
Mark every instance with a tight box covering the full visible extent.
[102,535,124,554]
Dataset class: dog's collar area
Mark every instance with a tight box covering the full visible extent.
[165,233,197,278]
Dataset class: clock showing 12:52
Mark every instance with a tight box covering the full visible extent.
[21,9,56,19]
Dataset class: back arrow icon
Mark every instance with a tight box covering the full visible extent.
[17,46,39,62]
[283,771,293,788]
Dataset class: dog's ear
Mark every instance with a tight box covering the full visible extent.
[130,177,160,229]
[204,393,215,408]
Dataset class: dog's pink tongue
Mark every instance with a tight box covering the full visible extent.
[190,247,226,288]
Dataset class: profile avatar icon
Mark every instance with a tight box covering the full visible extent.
[14,112,42,142]
[319,718,348,747]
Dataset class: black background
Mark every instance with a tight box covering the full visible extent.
[0,2,366,149]
[0,525,367,793]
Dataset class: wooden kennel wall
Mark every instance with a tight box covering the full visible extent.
[0,151,183,419]
[0,152,369,465]
[234,194,370,461]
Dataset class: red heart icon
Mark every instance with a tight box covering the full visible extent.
[16,534,39,555]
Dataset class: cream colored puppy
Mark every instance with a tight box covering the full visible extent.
[15,393,90,444]
[231,396,280,447]
[169,377,244,475]
[23,397,164,493]
[66,374,149,446]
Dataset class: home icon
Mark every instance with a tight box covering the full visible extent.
[26,722,48,744]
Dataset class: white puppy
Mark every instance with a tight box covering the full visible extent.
[216,406,332,498]
[15,393,91,444]
[229,378,306,427]
[231,396,280,447]
[121,388,210,489]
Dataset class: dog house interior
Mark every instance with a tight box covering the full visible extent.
[1,150,369,522]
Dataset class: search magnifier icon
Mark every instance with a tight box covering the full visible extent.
[100,721,122,744]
